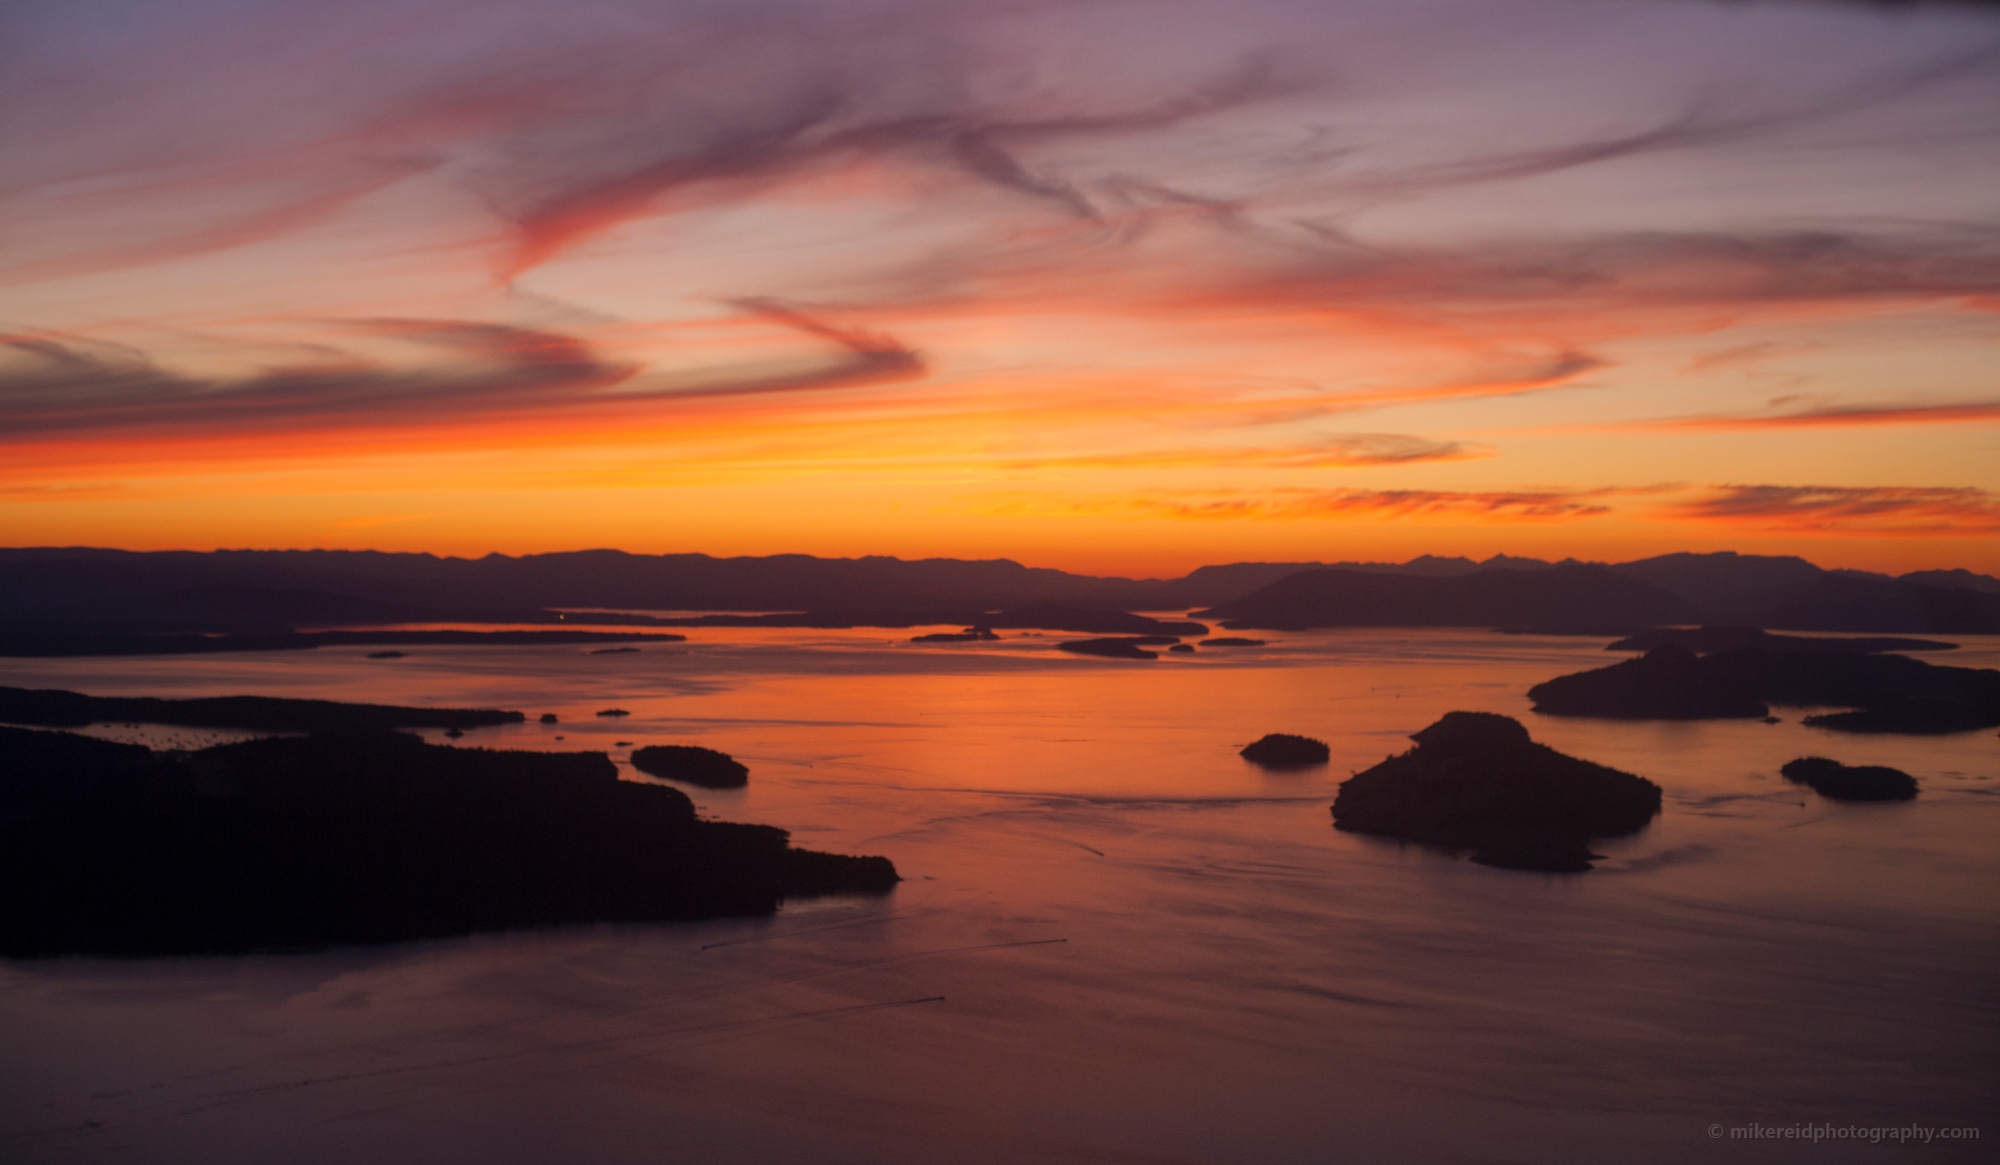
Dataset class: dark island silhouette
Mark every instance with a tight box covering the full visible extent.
[366,650,406,659]
[1331,712,1662,873]
[986,608,1205,636]
[0,629,689,658]
[911,626,1001,643]
[1168,644,1194,653]
[1605,626,1957,655]
[1527,647,2000,734]
[1240,733,1330,768]
[0,684,521,733]
[596,708,631,718]
[1056,638,1161,660]
[0,726,897,956]
[1197,566,1690,632]
[1779,757,1919,802]
[630,744,750,789]
[1527,646,1770,720]
[540,713,560,723]
[589,646,642,654]
[1199,637,1267,647]
[1800,700,2000,735]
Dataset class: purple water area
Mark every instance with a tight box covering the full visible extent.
[3,628,1995,1162]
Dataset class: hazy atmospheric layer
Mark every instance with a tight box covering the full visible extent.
[3,0,1998,572]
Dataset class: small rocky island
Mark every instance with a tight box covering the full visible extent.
[1331,712,1663,873]
[1240,733,1330,768]
[1780,757,1919,802]
[630,744,751,789]
[0,725,895,956]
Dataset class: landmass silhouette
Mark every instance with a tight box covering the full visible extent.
[1056,638,1163,659]
[1527,647,2000,733]
[0,684,523,733]
[0,726,896,956]
[911,626,1001,643]
[631,744,750,789]
[1240,734,1330,768]
[1604,626,1957,654]
[5,549,1995,651]
[1331,712,1662,873]
[1779,757,1919,802]
[1198,566,1689,632]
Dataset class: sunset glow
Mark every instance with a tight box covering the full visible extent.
[5,0,1996,572]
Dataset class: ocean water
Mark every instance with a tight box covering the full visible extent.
[3,628,1995,1163]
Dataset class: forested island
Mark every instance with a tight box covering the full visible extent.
[631,744,751,788]
[1602,627,1957,655]
[0,726,897,956]
[1056,637,1167,659]
[1332,712,1662,873]
[0,630,688,658]
[1527,646,2000,733]
[1780,757,1920,802]
[0,684,525,732]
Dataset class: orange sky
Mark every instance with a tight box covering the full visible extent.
[3,0,1996,576]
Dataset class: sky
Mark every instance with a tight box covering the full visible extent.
[2,0,1997,577]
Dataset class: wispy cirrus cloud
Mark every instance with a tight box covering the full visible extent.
[972,480,2000,538]
[492,51,1286,279]
[1634,398,2000,430]
[975,485,1647,523]
[0,322,637,438]
[1666,484,2000,534]
[0,302,923,440]
[989,434,1485,472]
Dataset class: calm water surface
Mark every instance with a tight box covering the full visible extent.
[3,629,1996,1163]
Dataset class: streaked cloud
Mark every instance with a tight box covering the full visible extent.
[1667,484,2000,534]
[1635,399,2000,430]
[974,479,2000,538]
[989,434,1485,472]
[0,302,923,439]
[975,485,1643,523]
[0,322,636,438]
